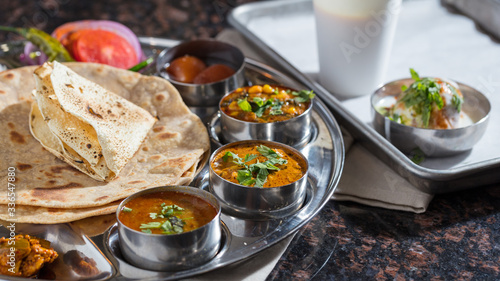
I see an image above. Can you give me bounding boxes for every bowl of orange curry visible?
[209,140,309,218]
[116,186,221,271]
[219,84,315,147]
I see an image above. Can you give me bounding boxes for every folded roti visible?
[31,61,156,181]
[0,62,210,223]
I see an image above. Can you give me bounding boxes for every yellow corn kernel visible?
[248,85,263,94]
[285,106,297,115]
[263,84,274,94]
[275,93,288,100]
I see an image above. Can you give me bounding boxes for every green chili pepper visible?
[128,56,154,72]
[0,26,74,62]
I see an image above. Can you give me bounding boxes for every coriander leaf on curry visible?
[220,84,314,123]
[211,143,307,188]
[378,68,466,129]
[118,191,217,235]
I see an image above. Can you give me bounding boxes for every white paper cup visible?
[313,0,402,99]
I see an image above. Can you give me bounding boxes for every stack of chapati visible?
[0,62,210,224]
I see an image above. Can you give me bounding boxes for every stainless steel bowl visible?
[209,140,309,218]
[116,186,221,271]
[219,86,314,147]
[156,39,245,107]
[371,78,491,157]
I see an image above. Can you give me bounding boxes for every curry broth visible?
[211,143,307,188]
[118,191,217,234]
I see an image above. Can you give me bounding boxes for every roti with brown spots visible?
[31,61,157,181]
[0,62,210,223]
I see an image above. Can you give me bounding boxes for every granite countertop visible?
[1,1,499,280]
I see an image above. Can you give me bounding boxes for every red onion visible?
[52,20,145,62]
[20,42,48,65]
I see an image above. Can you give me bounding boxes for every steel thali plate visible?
[0,38,344,280]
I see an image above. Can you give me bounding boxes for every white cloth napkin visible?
[216,29,434,214]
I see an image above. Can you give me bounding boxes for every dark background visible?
[1,1,499,280]
[0,0,260,41]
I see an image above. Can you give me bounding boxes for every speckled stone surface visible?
[1,1,499,280]
[268,186,500,280]
[0,0,257,41]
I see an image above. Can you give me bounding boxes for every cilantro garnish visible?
[449,85,464,112]
[398,69,444,127]
[237,97,281,118]
[140,222,161,229]
[292,90,315,103]
[269,100,284,115]
[139,204,186,234]
[409,148,425,164]
[396,69,465,128]
[122,206,132,212]
[237,98,252,112]
[222,145,288,188]
[235,88,314,119]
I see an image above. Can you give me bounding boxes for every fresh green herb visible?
[292,90,315,103]
[448,84,464,112]
[223,151,257,165]
[235,88,313,119]
[253,98,274,117]
[161,220,172,232]
[236,169,256,186]
[254,167,269,187]
[168,216,185,234]
[140,222,162,229]
[409,148,425,164]
[122,206,132,213]
[410,68,420,81]
[223,145,288,188]
[399,69,444,127]
[139,204,187,234]
[161,204,184,217]
[0,26,74,62]
[256,145,280,158]
[269,100,284,115]
[237,98,252,112]
[253,97,266,107]
[161,218,185,234]
[452,94,463,112]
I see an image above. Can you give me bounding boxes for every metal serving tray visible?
[0,38,344,280]
[228,0,500,193]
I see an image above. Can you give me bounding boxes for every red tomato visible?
[68,29,138,69]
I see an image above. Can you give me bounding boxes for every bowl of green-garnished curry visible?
[371,68,490,157]
[218,84,315,148]
[209,140,309,218]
